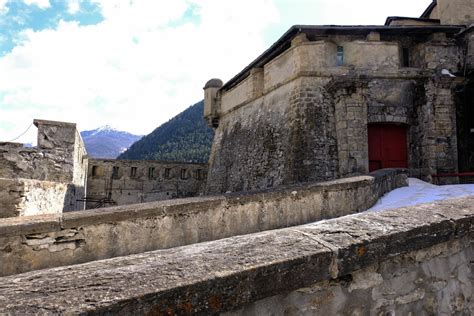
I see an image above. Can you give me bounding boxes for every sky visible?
[0,0,432,144]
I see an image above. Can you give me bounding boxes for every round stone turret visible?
[204,78,223,89]
[203,78,223,128]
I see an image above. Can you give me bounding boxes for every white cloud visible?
[0,0,279,143]
[0,0,432,144]
[0,0,8,14]
[66,0,80,14]
[24,0,50,9]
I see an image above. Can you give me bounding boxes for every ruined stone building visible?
[0,120,87,218]
[204,0,474,194]
[86,159,207,207]
[0,120,207,217]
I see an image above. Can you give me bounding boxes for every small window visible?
[112,166,119,179]
[336,46,344,66]
[195,169,204,180]
[148,167,155,179]
[130,167,137,177]
[91,165,98,177]
[402,47,410,67]
[164,168,171,179]
[180,168,187,180]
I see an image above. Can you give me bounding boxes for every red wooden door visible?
[368,124,408,172]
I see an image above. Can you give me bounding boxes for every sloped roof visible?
[421,0,437,18]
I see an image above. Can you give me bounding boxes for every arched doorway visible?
[368,124,408,172]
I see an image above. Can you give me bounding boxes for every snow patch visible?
[367,178,474,212]
[92,125,118,135]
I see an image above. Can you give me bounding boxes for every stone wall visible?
[205,27,468,193]
[0,195,472,314]
[0,119,88,218]
[437,0,474,25]
[0,169,406,276]
[86,159,207,207]
[344,41,400,70]
[207,76,340,194]
[0,178,72,217]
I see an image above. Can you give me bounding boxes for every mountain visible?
[118,101,214,163]
[81,126,142,159]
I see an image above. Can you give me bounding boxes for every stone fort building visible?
[204,0,474,194]
[0,1,474,314]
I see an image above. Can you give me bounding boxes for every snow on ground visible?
[367,178,474,212]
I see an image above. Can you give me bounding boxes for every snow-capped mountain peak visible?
[92,125,118,135]
[80,127,142,159]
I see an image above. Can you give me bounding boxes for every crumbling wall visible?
[0,142,74,182]
[0,120,88,217]
[0,169,406,276]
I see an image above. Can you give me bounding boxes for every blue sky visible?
[0,0,102,56]
[0,0,432,144]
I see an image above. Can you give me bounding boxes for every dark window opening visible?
[130,167,137,177]
[402,47,410,67]
[336,46,344,66]
[112,166,119,179]
[180,169,187,180]
[164,168,171,179]
[148,167,155,179]
[91,165,98,177]
[195,169,204,180]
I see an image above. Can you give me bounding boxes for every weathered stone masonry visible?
[0,169,406,276]
[204,1,474,193]
[0,195,472,315]
[0,120,87,218]
[86,159,207,208]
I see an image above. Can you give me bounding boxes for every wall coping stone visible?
[0,214,61,237]
[0,195,472,314]
[33,119,76,128]
[0,169,406,237]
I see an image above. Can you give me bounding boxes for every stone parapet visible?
[0,169,407,276]
[0,194,472,314]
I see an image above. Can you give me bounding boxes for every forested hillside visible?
[118,101,214,163]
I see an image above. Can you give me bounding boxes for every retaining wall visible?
[0,168,406,276]
[0,195,472,314]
